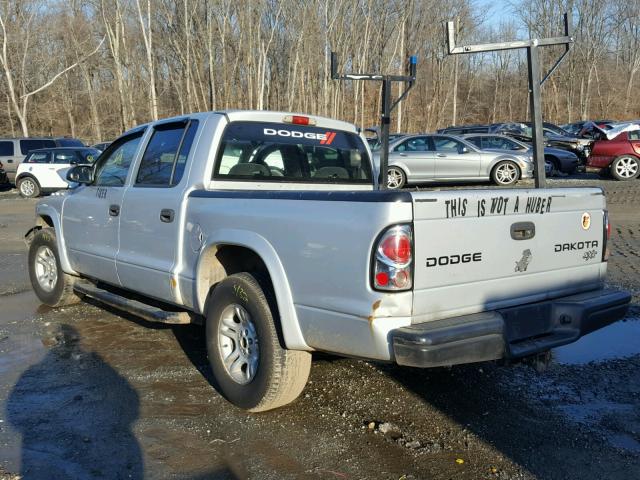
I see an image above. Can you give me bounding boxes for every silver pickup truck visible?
[25,110,630,412]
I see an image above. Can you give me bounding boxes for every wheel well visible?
[613,154,640,162]
[197,244,272,314]
[36,215,54,228]
[16,173,40,185]
[545,154,558,165]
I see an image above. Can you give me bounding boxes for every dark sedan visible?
[463,134,579,175]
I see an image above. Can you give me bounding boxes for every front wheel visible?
[18,177,40,198]
[205,273,311,412]
[491,161,520,186]
[611,155,639,181]
[28,228,80,307]
[387,167,406,189]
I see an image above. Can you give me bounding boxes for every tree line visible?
[0,0,638,143]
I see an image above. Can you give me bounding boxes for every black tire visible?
[387,166,406,189]
[17,176,41,198]
[28,228,80,307]
[546,156,561,176]
[205,272,311,412]
[491,160,520,186]
[610,155,640,181]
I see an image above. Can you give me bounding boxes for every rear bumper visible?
[391,288,631,368]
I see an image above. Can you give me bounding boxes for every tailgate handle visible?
[511,222,535,240]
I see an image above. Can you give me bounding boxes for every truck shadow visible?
[376,360,637,479]
[5,324,143,479]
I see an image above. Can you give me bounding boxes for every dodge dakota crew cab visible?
[25,110,630,412]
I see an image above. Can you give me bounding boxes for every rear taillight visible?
[603,210,610,262]
[372,225,413,291]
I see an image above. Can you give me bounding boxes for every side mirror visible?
[66,165,94,184]
[69,158,79,165]
[461,146,469,154]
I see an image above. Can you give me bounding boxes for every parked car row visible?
[370,118,640,188]
[0,136,112,197]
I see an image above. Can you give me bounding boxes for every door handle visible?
[109,204,120,217]
[437,153,447,157]
[511,221,535,240]
[160,208,175,223]
[399,153,407,157]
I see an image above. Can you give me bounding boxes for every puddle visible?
[559,401,634,424]
[609,433,640,453]
[553,318,640,365]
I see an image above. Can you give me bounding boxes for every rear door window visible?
[213,122,372,183]
[136,120,198,187]
[20,139,56,155]
[433,136,466,153]
[0,141,14,156]
[465,137,483,149]
[53,151,77,164]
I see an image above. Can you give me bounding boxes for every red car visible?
[587,129,640,180]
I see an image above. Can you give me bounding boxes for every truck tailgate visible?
[411,187,608,323]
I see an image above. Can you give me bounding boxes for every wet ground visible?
[0,178,639,480]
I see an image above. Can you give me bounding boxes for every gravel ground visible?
[0,177,638,480]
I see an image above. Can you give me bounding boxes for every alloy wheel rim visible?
[35,246,57,292]
[616,157,638,178]
[217,303,259,384]
[496,164,517,184]
[21,179,35,196]
[387,168,403,189]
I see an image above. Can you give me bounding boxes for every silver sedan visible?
[375,134,534,189]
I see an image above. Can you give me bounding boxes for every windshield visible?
[213,122,372,184]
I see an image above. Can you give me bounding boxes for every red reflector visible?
[381,235,411,264]
[375,272,389,286]
[291,115,310,125]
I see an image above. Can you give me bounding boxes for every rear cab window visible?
[213,122,372,184]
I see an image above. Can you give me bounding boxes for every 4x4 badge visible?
[515,249,532,272]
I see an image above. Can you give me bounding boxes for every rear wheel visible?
[546,156,561,176]
[18,176,40,198]
[610,155,639,181]
[491,161,520,186]
[205,272,311,412]
[387,167,406,189]
[28,228,80,307]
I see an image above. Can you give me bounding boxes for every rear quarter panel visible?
[181,192,414,359]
